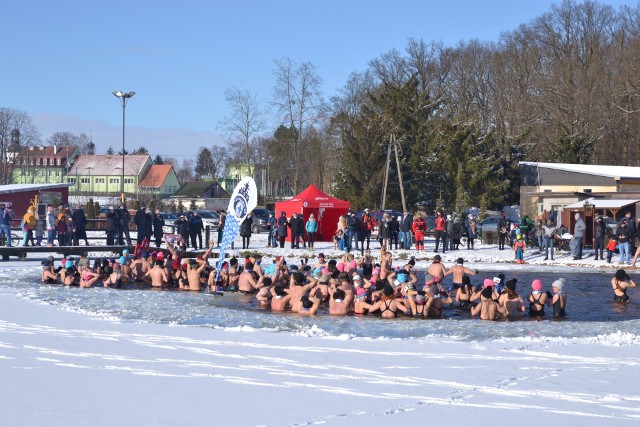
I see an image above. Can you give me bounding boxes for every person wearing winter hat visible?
[612,269,635,303]
[527,279,549,317]
[455,275,474,310]
[41,259,58,284]
[499,279,525,318]
[471,285,506,320]
[551,278,567,317]
[369,284,408,318]
[514,234,526,264]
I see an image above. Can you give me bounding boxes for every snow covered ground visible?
[1,232,639,426]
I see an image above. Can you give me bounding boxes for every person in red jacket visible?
[412,216,427,251]
[434,210,447,253]
[360,208,374,250]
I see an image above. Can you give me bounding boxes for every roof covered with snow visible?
[563,198,639,209]
[520,162,640,179]
[67,155,151,177]
[0,183,73,194]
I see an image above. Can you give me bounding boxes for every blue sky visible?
[1,0,635,159]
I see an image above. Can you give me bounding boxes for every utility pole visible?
[393,134,407,212]
[381,133,407,212]
[381,138,392,210]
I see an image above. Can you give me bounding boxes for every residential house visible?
[168,181,230,210]
[67,154,152,198]
[520,162,640,217]
[222,162,291,198]
[138,164,181,200]
[11,146,79,184]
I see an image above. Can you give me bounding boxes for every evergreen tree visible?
[106,146,115,155]
[189,199,197,211]
[131,146,149,155]
[94,201,100,217]
[153,154,164,165]
[194,147,214,179]
[177,199,185,213]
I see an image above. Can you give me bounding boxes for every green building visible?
[11,145,79,184]
[67,154,153,199]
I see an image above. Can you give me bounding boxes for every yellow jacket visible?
[23,207,36,230]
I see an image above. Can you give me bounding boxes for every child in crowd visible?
[333,229,345,251]
[606,238,618,263]
[514,234,526,264]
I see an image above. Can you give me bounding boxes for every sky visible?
[1,0,636,159]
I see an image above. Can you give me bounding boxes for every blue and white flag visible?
[216,177,258,278]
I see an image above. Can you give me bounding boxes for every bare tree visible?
[272,57,324,193]
[210,145,228,179]
[0,108,41,184]
[47,131,94,154]
[218,86,266,175]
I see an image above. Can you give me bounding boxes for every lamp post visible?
[85,166,93,194]
[112,90,135,204]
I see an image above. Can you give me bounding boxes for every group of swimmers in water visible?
[39,241,636,320]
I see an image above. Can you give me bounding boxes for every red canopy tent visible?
[274,185,351,241]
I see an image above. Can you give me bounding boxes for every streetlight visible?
[112,90,135,204]
[85,166,93,194]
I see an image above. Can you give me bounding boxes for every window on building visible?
[67,178,76,184]
[110,178,119,184]
[80,178,90,184]
[55,171,60,176]
[124,178,134,184]
[95,178,105,184]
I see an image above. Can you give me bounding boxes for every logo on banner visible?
[234,182,251,218]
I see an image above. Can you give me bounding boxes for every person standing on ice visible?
[434,210,447,253]
[0,203,16,247]
[573,213,586,260]
[412,215,426,251]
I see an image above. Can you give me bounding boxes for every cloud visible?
[31,113,227,158]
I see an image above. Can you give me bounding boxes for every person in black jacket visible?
[134,204,148,243]
[240,215,253,249]
[497,212,509,250]
[175,214,189,250]
[277,212,288,248]
[389,215,399,250]
[288,213,303,249]
[189,211,204,249]
[346,211,359,252]
[117,204,132,246]
[400,211,413,249]
[145,209,153,243]
[72,207,89,246]
[105,206,118,245]
[594,216,606,260]
[152,210,165,248]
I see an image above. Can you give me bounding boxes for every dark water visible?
[1,265,638,341]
